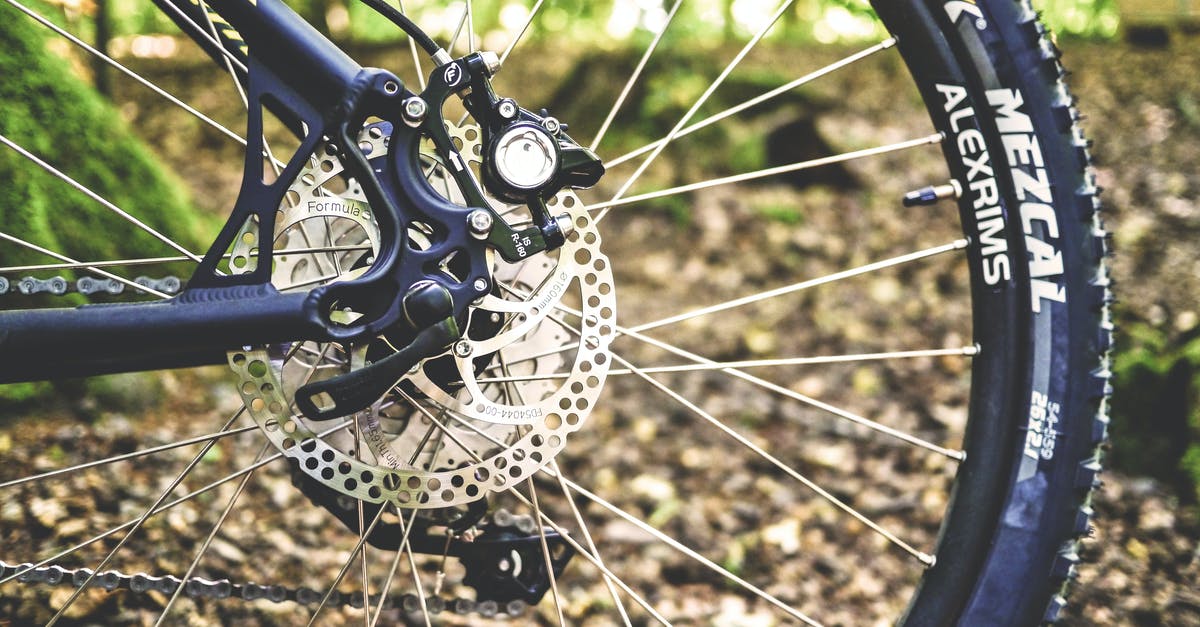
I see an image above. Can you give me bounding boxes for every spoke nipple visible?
[883,36,898,48]
[468,209,494,238]
[965,343,981,356]
[479,51,501,77]
[403,97,428,125]
[920,553,937,568]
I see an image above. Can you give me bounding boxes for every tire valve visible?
[903,181,961,207]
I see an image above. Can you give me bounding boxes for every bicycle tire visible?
[0,0,1110,624]
[876,1,1112,624]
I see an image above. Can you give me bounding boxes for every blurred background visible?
[1,0,1198,624]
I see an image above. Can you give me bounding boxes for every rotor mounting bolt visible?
[497,99,519,121]
[454,340,474,358]
[473,277,489,292]
[468,209,494,238]
[403,97,428,124]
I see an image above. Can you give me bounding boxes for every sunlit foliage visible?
[29,0,1120,50]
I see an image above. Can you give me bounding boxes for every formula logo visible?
[443,63,463,87]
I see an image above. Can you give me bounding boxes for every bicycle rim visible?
[0,1,1110,624]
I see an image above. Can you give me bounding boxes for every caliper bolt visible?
[403,97,428,124]
[542,116,561,135]
[555,213,574,238]
[479,51,501,77]
[454,340,474,358]
[497,99,519,121]
[468,209,494,238]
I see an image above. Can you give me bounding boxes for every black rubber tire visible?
[870,1,1112,624]
[1,1,1111,623]
[128,0,1118,622]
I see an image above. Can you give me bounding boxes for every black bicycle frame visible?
[0,0,426,382]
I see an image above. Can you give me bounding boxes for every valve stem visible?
[903,181,960,207]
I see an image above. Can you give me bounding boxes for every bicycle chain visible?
[0,511,539,619]
[0,275,183,296]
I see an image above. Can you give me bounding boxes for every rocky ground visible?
[2,25,1199,627]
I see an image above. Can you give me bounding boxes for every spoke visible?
[466,0,476,53]
[280,271,343,291]
[587,133,945,214]
[613,351,935,566]
[502,281,967,459]
[0,134,203,264]
[605,0,795,207]
[478,347,979,384]
[395,391,487,465]
[5,0,248,149]
[0,425,259,490]
[590,0,683,151]
[496,358,565,625]
[307,501,389,626]
[415,407,673,625]
[611,323,966,460]
[527,478,565,625]
[527,301,950,563]
[155,0,248,74]
[44,408,245,626]
[555,470,821,626]
[354,416,371,627]
[499,239,966,366]
[395,0,427,90]
[196,0,285,179]
[0,230,170,298]
[368,508,422,627]
[448,3,470,54]
[401,513,433,627]
[153,442,272,627]
[633,239,966,333]
[498,0,546,66]
[548,460,633,626]
[605,37,897,168]
[1,419,351,588]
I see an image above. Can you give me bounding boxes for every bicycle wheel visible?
[0,0,1111,624]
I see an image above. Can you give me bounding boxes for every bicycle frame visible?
[0,0,452,382]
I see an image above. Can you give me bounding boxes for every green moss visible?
[0,8,207,405]
[0,8,205,273]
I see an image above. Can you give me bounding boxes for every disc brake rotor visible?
[228,121,614,509]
